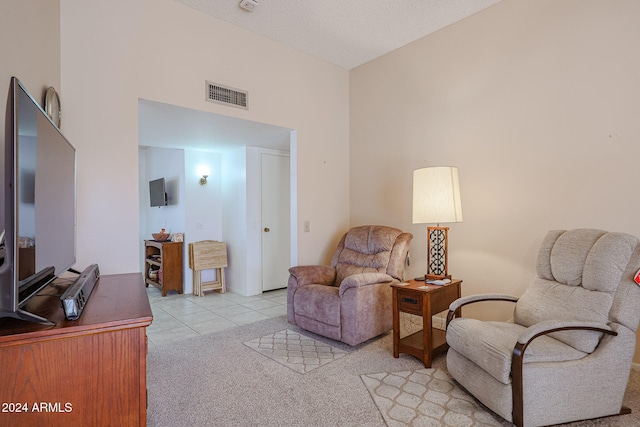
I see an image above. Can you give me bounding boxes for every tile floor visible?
[145,286,288,347]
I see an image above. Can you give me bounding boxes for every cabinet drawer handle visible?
[401,297,418,304]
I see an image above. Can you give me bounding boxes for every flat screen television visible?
[149,177,167,207]
[0,77,76,324]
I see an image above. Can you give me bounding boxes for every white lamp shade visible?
[412,166,463,224]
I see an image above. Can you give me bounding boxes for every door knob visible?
[264,227,270,232]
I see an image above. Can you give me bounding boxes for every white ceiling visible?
[142,0,503,152]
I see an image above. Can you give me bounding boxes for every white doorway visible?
[138,99,297,296]
[260,151,291,291]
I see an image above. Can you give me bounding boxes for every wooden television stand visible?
[0,273,153,427]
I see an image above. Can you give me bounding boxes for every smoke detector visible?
[239,0,258,11]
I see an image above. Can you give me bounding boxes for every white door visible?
[261,152,290,291]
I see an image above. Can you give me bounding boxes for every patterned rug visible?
[244,329,348,374]
[361,368,503,427]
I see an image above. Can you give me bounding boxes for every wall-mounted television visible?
[149,177,167,207]
[0,77,76,324]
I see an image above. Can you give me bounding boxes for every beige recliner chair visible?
[446,228,640,427]
[287,225,412,346]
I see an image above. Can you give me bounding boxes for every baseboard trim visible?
[632,363,640,372]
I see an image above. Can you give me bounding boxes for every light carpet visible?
[147,315,421,426]
[146,315,640,427]
[244,329,348,373]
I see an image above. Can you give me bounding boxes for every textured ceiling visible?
[175,0,503,69]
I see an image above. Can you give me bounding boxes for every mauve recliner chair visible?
[287,225,412,346]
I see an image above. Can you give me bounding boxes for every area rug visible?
[244,328,348,373]
[362,368,503,427]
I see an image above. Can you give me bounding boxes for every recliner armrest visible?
[448,293,519,313]
[338,272,395,297]
[288,265,336,287]
[446,293,519,328]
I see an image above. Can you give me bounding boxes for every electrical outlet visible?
[304,221,310,232]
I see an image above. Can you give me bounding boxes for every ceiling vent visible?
[205,81,248,110]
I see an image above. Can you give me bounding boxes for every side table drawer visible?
[397,289,422,315]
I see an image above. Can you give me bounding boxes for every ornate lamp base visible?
[426,226,451,280]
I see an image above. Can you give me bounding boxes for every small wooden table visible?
[391,279,462,367]
[188,240,228,296]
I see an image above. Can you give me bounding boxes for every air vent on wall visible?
[206,81,248,110]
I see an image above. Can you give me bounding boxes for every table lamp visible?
[412,166,463,280]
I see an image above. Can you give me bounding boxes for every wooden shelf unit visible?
[144,240,183,296]
[0,273,153,427]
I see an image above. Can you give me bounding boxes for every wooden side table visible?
[391,279,462,367]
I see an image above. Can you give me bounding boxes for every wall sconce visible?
[197,165,210,186]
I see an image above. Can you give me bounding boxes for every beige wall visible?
[0,0,60,153]
[60,0,350,274]
[350,0,640,363]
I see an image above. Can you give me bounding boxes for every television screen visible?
[0,77,76,324]
[149,178,167,207]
